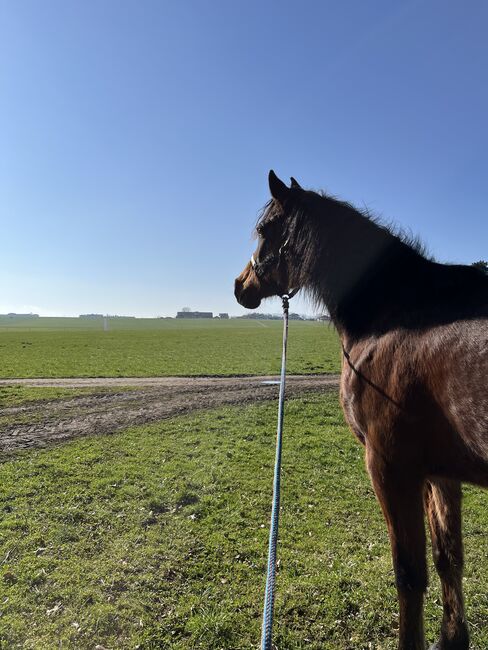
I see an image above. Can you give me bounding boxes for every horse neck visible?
[295,193,427,338]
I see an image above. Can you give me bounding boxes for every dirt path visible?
[0,375,340,455]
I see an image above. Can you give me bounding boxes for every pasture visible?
[1,318,486,649]
[0,317,340,378]
[0,394,487,649]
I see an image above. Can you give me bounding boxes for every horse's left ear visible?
[290,177,301,189]
[269,170,289,203]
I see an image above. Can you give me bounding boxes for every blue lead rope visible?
[260,294,291,650]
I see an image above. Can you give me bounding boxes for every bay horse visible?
[234,171,488,650]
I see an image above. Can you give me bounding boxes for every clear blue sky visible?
[2,1,487,317]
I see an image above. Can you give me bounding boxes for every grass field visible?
[1,393,486,649]
[0,318,341,378]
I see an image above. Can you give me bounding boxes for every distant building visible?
[176,311,213,319]
[218,313,229,319]
[1,313,39,319]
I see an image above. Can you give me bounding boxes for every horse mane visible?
[258,192,430,255]
[260,188,488,338]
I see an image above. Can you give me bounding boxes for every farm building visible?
[176,311,213,319]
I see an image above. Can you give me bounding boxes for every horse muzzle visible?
[234,277,262,309]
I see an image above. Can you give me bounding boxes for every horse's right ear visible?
[268,170,289,203]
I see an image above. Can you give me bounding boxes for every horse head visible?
[234,171,301,309]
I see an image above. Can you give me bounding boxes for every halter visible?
[250,238,289,279]
[250,239,299,299]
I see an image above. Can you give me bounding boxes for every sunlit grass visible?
[0,393,486,649]
[0,320,341,378]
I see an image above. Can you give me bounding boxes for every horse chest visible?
[339,334,407,445]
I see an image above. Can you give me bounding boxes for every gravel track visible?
[0,375,340,455]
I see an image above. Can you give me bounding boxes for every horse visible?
[234,170,488,650]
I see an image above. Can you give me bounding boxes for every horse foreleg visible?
[425,480,469,650]
[367,448,427,650]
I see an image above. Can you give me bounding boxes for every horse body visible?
[234,171,488,650]
[341,319,488,485]
[340,319,487,650]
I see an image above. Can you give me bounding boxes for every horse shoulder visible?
[339,333,408,445]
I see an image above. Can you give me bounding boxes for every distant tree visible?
[181,307,192,312]
[472,260,488,274]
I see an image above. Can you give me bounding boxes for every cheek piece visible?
[249,239,298,299]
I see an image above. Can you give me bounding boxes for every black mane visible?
[263,188,488,338]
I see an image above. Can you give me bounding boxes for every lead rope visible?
[260,293,291,650]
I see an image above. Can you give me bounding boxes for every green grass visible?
[0,319,341,378]
[0,393,486,649]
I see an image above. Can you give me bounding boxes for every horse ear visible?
[290,177,301,189]
[268,170,289,202]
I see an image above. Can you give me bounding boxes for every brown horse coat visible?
[235,171,487,650]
